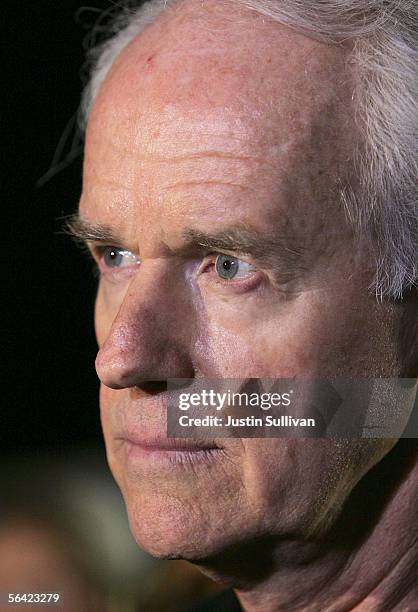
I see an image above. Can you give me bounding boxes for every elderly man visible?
[69,0,417,609]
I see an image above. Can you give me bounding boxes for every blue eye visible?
[215,254,256,280]
[102,247,139,269]
[104,247,123,267]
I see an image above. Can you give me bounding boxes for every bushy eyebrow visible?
[64,214,124,245]
[181,227,306,273]
[65,213,307,280]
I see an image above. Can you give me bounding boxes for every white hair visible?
[80,0,418,300]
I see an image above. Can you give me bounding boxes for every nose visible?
[95,264,195,389]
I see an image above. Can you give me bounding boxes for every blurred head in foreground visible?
[71,1,417,609]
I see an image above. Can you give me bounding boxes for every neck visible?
[198,440,418,611]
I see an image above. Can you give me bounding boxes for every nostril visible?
[134,380,168,395]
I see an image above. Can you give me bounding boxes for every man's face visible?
[80,1,406,559]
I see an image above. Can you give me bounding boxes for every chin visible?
[119,478,332,564]
[124,493,240,561]
[108,437,395,562]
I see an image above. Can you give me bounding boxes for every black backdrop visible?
[1,1,119,453]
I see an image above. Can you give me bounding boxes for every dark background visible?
[2,1,117,453]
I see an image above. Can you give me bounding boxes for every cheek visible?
[240,438,395,539]
[98,386,132,488]
[99,386,118,445]
[194,284,393,378]
[192,292,335,377]
[94,282,125,347]
[94,296,106,347]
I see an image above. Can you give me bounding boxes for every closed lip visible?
[118,433,223,467]
[114,394,220,451]
[119,433,220,452]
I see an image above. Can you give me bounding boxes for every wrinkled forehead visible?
[85,0,354,169]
